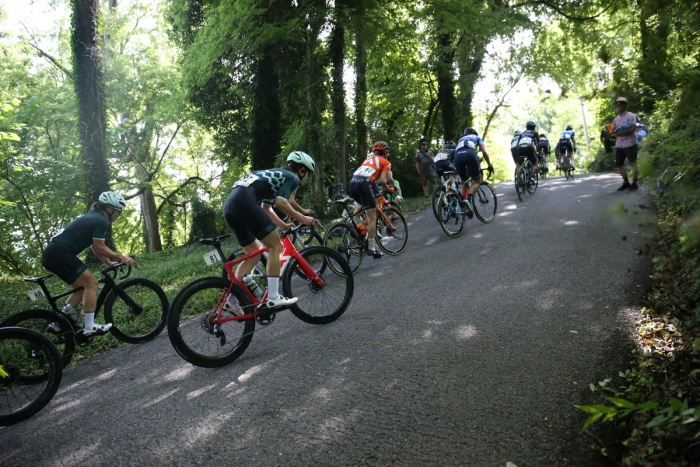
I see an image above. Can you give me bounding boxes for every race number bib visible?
[511,139,519,149]
[353,166,376,178]
[233,173,260,188]
[466,140,477,149]
[561,133,571,140]
[27,288,45,302]
[434,152,449,162]
[203,250,222,266]
[519,136,532,146]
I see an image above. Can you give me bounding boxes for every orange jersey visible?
[353,155,391,183]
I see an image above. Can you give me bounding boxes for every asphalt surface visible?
[0,173,655,467]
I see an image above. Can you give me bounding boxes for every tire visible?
[167,277,255,368]
[323,222,363,274]
[527,168,538,194]
[474,182,498,224]
[0,327,63,426]
[431,185,446,221]
[293,227,323,249]
[103,278,169,344]
[437,190,465,238]
[376,206,408,255]
[515,168,526,201]
[0,309,75,368]
[283,246,354,325]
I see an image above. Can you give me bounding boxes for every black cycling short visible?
[435,160,455,178]
[41,241,88,285]
[615,145,638,167]
[454,149,481,181]
[223,187,277,247]
[516,145,537,165]
[349,176,377,210]
[559,141,574,156]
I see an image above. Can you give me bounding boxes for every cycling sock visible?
[368,238,377,250]
[83,312,96,330]
[267,277,279,300]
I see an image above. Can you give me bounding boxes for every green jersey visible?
[51,210,110,255]
[233,168,300,204]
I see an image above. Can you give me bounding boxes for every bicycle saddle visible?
[200,234,231,246]
[334,196,355,207]
[24,274,53,283]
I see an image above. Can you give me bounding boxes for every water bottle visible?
[243,275,263,299]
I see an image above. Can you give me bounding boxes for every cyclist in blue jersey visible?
[455,128,494,215]
[224,151,316,308]
[41,192,136,337]
[515,121,540,175]
[557,125,577,169]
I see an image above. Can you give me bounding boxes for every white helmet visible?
[99,191,127,209]
[286,151,316,172]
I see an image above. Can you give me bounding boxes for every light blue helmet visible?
[286,151,316,172]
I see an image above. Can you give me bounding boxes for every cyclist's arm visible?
[273,197,314,227]
[288,193,311,216]
[91,240,134,266]
[262,204,294,229]
[478,143,492,166]
[377,170,395,189]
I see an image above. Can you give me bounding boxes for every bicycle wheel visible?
[474,182,498,224]
[293,227,324,248]
[0,309,75,368]
[167,277,255,367]
[376,206,408,255]
[0,327,63,426]
[527,169,538,194]
[323,222,363,274]
[437,190,465,238]
[283,246,354,325]
[515,168,526,201]
[103,278,169,344]
[431,185,446,221]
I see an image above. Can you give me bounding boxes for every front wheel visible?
[376,207,408,255]
[431,185,446,220]
[0,327,63,426]
[323,222,363,274]
[167,277,255,367]
[437,190,466,238]
[283,246,354,325]
[0,309,75,369]
[474,182,498,224]
[104,278,168,344]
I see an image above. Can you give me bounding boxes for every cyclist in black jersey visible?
[41,192,136,337]
[434,141,457,179]
[515,121,541,174]
[224,151,316,308]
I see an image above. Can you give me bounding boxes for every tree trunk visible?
[435,31,457,142]
[305,10,325,211]
[456,39,485,130]
[330,6,347,187]
[250,47,282,170]
[354,25,368,160]
[71,0,110,206]
[638,0,673,112]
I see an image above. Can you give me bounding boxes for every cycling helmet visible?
[463,127,477,136]
[99,192,126,210]
[526,121,536,130]
[514,131,521,136]
[444,141,456,149]
[539,133,546,138]
[372,141,389,155]
[286,151,315,172]
[565,125,573,130]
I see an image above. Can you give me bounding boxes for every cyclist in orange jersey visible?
[348,141,396,258]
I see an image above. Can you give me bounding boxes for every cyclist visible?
[455,128,494,214]
[515,121,540,176]
[41,192,136,337]
[224,151,316,308]
[434,141,457,180]
[558,125,576,169]
[538,133,550,172]
[348,140,396,258]
[510,131,521,166]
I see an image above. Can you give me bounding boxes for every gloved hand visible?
[487,164,494,177]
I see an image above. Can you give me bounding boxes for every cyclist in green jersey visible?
[41,192,136,337]
[224,152,316,308]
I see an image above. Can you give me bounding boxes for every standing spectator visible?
[612,97,639,191]
[635,116,648,144]
[415,141,437,198]
[600,121,615,153]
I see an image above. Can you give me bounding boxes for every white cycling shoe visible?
[264,296,298,309]
[81,323,113,337]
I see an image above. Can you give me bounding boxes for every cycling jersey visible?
[353,155,391,183]
[517,130,540,148]
[433,149,455,162]
[559,130,575,143]
[233,169,300,204]
[456,135,483,151]
[50,210,110,256]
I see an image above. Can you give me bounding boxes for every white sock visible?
[267,277,279,300]
[368,238,376,250]
[84,312,95,330]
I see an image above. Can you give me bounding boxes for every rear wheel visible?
[515,168,526,201]
[431,185,446,220]
[437,190,465,238]
[104,278,168,344]
[527,168,538,194]
[0,327,63,426]
[323,222,363,274]
[0,309,75,368]
[474,182,498,224]
[376,207,408,255]
[167,277,255,367]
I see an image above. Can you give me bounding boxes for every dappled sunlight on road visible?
[504,204,518,210]
[563,220,579,225]
[425,235,440,245]
[142,388,180,408]
[454,325,477,340]
[239,354,285,382]
[186,384,217,399]
[162,364,195,382]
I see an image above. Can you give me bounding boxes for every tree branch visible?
[28,43,73,79]
[483,71,524,141]
[510,0,613,21]
[156,177,205,214]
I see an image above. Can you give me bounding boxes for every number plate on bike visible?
[203,250,222,266]
[27,288,45,301]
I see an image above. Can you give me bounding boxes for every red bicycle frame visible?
[214,235,325,324]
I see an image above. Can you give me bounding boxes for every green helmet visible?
[286,151,316,172]
[99,191,126,209]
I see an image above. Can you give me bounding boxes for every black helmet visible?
[526,121,536,130]
[539,133,546,138]
[565,125,573,131]
[444,141,456,149]
[463,127,478,136]
[514,130,521,136]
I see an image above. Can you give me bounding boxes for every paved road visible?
[0,173,655,466]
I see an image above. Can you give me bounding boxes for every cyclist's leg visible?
[465,150,481,197]
[530,147,538,173]
[70,269,101,330]
[454,151,469,199]
[223,188,264,280]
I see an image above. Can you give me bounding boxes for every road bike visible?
[323,192,408,274]
[0,326,63,426]
[168,224,354,367]
[434,168,497,237]
[0,261,169,367]
[432,170,461,221]
[560,149,575,180]
[514,158,538,201]
[537,151,549,178]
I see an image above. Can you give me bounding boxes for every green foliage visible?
[188,196,219,243]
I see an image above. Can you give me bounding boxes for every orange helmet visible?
[371,140,389,156]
